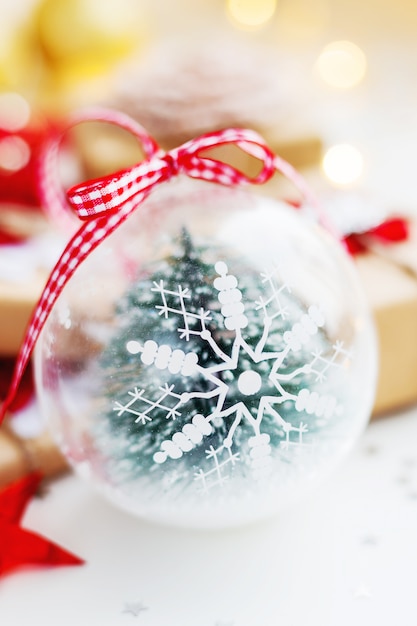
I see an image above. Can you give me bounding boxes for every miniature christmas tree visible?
[95,229,345,494]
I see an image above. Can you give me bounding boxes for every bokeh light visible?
[315,41,367,89]
[276,0,329,42]
[0,93,31,132]
[226,0,277,29]
[322,144,364,186]
[0,136,31,172]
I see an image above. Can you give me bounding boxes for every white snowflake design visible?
[114,261,349,491]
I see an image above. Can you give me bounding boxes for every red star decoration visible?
[0,472,84,577]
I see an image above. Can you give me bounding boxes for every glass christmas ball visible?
[35,180,378,529]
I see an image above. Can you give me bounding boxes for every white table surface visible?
[1,406,417,626]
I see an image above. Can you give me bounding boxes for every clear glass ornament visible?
[34,179,378,529]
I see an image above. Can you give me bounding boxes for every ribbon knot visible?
[66,127,279,221]
[161,151,181,178]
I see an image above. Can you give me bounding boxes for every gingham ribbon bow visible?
[0,108,325,422]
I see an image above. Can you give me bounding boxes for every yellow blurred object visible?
[35,0,145,74]
[0,0,151,108]
[226,0,277,29]
[0,0,151,112]
[0,31,37,92]
[276,0,329,43]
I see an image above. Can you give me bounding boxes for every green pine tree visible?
[94,229,340,494]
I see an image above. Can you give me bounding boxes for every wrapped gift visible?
[353,219,417,415]
[310,187,416,417]
[0,211,67,356]
[0,276,46,356]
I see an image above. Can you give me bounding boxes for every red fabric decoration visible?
[0,472,84,577]
[0,119,60,209]
[0,229,26,245]
[366,217,409,242]
[344,217,409,255]
[344,235,367,255]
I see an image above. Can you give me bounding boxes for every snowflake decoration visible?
[114,261,349,488]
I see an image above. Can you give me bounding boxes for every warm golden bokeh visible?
[322,144,365,186]
[226,0,278,29]
[315,41,367,89]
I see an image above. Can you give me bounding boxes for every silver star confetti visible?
[360,533,378,546]
[402,457,417,469]
[122,602,149,617]
[396,474,411,485]
[364,444,379,456]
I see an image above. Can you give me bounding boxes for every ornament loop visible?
[38,107,161,226]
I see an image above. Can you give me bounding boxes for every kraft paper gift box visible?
[0,273,47,356]
[0,207,68,356]
[354,219,417,416]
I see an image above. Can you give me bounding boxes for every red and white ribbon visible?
[0,108,331,422]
